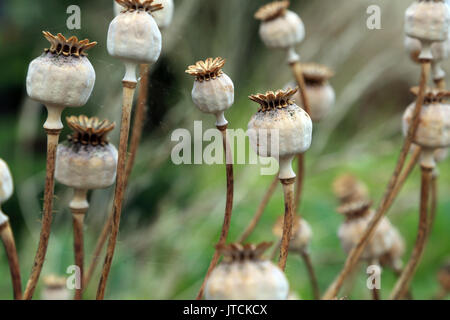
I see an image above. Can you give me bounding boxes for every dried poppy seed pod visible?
[55,116,118,191]
[404,0,450,60]
[379,227,405,271]
[286,63,335,122]
[205,243,289,300]
[332,173,370,205]
[248,88,312,180]
[40,275,71,300]
[108,0,162,78]
[186,58,234,127]
[255,1,305,52]
[438,262,450,292]
[26,32,96,130]
[403,88,450,168]
[337,201,395,261]
[273,215,312,252]
[114,0,173,29]
[0,159,13,227]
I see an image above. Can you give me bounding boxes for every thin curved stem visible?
[23,128,61,300]
[279,178,295,271]
[0,221,22,299]
[390,166,432,300]
[84,64,149,291]
[96,81,137,300]
[237,175,278,243]
[428,173,438,239]
[322,61,430,300]
[196,125,234,300]
[290,61,311,115]
[300,249,320,299]
[72,212,85,300]
[294,154,305,212]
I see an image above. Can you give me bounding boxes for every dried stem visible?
[390,165,433,300]
[322,60,430,300]
[70,189,88,300]
[237,175,278,243]
[84,64,149,290]
[0,220,22,299]
[294,154,305,212]
[23,128,61,300]
[96,81,137,300]
[370,259,380,300]
[428,173,438,238]
[290,61,311,115]
[196,124,234,300]
[279,178,295,271]
[299,249,320,299]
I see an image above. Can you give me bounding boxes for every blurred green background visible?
[0,0,449,300]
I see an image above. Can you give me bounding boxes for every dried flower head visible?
[333,173,370,204]
[337,200,373,219]
[301,63,335,85]
[410,86,450,103]
[185,57,226,82]
[249,88,298,112]
[43,31,97,58]
[115,0,163,13]
[43,275,67,289]
[217,242,273,263]
[273,215,312,251]
[66,115,115,147]
[255,1,290,21]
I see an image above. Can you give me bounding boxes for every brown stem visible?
[196,124,234,300]
[369,260,380,300]
[428,173,438,239]
[300,249,320,299]
[23,128,61,300]
[0,221,22,299]
[322,60,430,300]
[84,64,149,291]
[279,178,295,271]
[237,175,278,243]
[294,154,305,212]
[290,61,311,115]
[390,166,432,300]
[270,240,281,261]
[393,267,413,300]
[96,81,137,300]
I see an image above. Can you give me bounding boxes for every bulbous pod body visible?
[0,158,13,204]
[402,92,450,150]
[108,10,162,65]
[186,57,234,126]
[41,276,71,300]
[205,243,289,300]
[152,0,174,29]
[26,35,96,109]
[55,115,118,190]
[405,0,450,43]
[273,216,312,252]
[379,227,405,271]
[338,202,395,261]
[55,144,118,190]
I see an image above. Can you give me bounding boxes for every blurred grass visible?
[0,0,449,300]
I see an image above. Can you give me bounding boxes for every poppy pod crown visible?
[337,200,373,219]
[254,0,290,21]
[115,0,163,13]
[301,63,335,85]
[67,115,115,147]
[249,88,298,112]
[410,86,450,104]
[217,242,272,263]
[43,31,97,58]
[185,57,225,82]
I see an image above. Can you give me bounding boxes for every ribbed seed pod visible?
[26,32,96,130]
[108,0,162,68]
[332,173,370,205]
[286,63,335,122]
[55,115,118,191]
[205,243,289,300]
[40,275,71,300]
[185,57,234,126]
[404,0,450,60]
[248,88,312,180]
[337,201,396,261]
[273,215,312,252]
[255,1,305,50]
[403,88,450,167]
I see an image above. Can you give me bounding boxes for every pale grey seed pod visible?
[0,158,13,205]
[26,32,96,130]
[332,173,370,205]
[205,243,289,300]
[186,57,234,127]
[379,226,405,271]
[108,0,162,65]
[248,88,312,179]
[55,116,118,191]
[255,1,305,50]
[41,275,71,300]
[404,0,450,60]
[273,215,312,253]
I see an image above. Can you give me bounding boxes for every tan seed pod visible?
[205,243,289,300]
[40,275,71,300]
[248,88,312,179]
[332,173,369,205]
[186,57,234,126]
[273,215,312,252]
[379,226,405,271]
[55,115,118,191]
[438,261,450,292]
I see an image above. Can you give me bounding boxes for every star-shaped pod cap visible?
[249,87,298,112]
[410,86,450,104]
[67,115,115,146]
[301,63,335,84]
[43,31,97,57]
[115,0,163,13]
[255,0,290,21]
[185,57,226,82]
[217,242,273,263]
